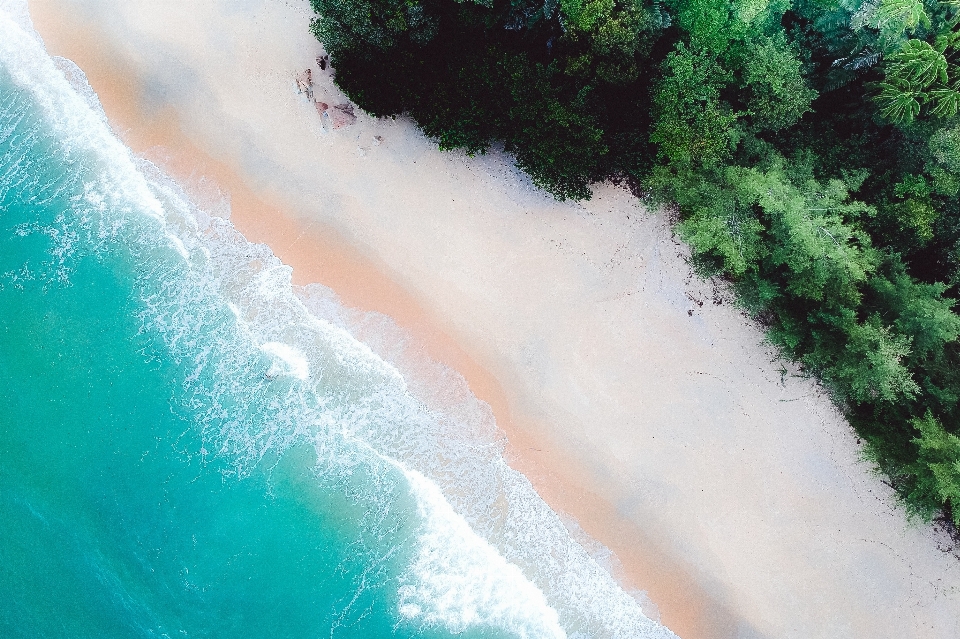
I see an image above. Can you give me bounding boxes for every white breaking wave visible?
[398,464,565,639]
[260,341,311,380]
[299,283,675,639]
[0,6,679,638]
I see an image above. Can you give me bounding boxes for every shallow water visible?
[0,8,674,638]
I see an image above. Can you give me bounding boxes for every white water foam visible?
[260,341,311,380]
[297,284,678,638]
[0,7,679,637]
[0,0,31,34]
[398,464,565,639]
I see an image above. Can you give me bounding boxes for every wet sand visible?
[26,1,960,637]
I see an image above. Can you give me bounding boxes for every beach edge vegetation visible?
[309,0,960,532]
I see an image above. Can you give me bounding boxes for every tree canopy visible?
[310,0,960,530]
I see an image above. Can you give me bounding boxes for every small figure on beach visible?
[317,54,329,71]
[295,68,314,100]
[295,62,355,129]
[330,103,357,129]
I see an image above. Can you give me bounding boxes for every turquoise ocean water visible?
[0,7,676,638]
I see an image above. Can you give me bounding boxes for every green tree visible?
[906,411,960,525]
[926,124,960,194]
[739,35,819,131]
[873,0,930,42]
[664,0,786,52]
[666,0,733,52]
[311,0,439,52]
[559,0,663,84]
[501,54,610,200]
[830,315,920,402]
[667,166,766,276]
[651,44,739,166]
[870,260,960,356]
[741,167,877,305]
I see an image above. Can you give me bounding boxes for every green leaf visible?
[888,39,948,88]
[875,79,923,122]
[929,87,960,117]
[874,0,930,35]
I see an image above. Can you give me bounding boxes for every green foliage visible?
[906,411,960,525]
[669,162,877,299]
[872,9,960,122]
[739,35,819,131]
[665,0,733,51]
[831,315,919,402]
[929,124,960,172]
[651,44,738,165]
[889,39,947,87]
[747,170,877,304]
[871,260,960,355]
[500,54,610,200]
[665,165,766,276]
[874,0,930,37]
[895,197,939,239]
[924,124,960,193]
[560,0,661,83]
[311,0,440,52]
[561,0,616,30]
[875,76,924,121]
[662,0,785,52]
[311,0,960,533]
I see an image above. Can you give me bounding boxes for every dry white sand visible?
[26,1,960,637]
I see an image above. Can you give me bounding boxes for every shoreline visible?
[26,1,960,638]
[25,4,728,637]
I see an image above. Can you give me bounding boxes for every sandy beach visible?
[24,0,960,637]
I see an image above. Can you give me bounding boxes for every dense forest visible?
[309,0,960,530]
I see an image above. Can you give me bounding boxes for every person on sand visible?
[295,69,314,101]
